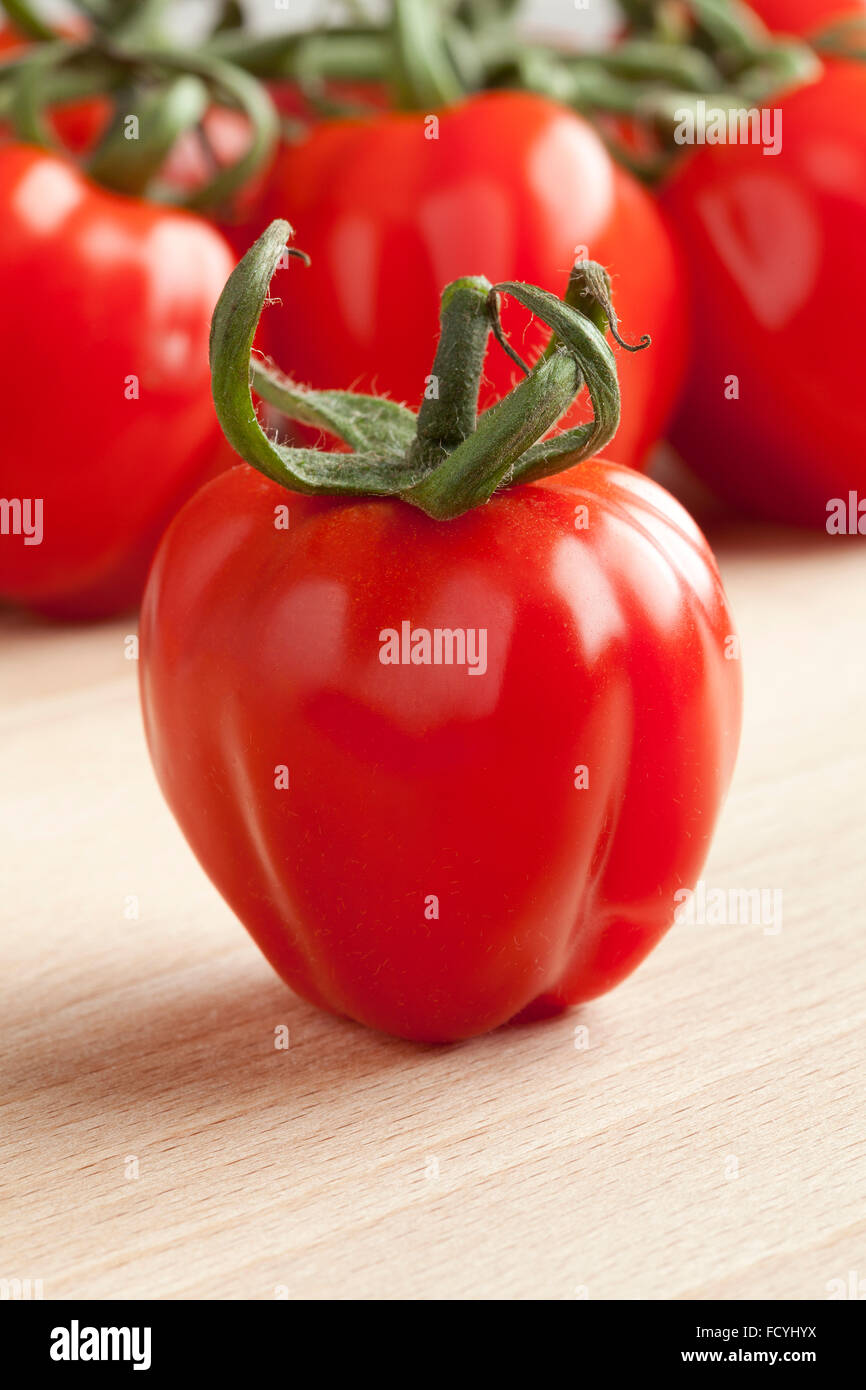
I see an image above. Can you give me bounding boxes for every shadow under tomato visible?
[3,955,581,1135]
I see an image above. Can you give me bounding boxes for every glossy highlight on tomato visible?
[140,459,742,1043]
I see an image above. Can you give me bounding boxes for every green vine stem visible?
[391,0,464,107]
[678,0,769,65]
[0,0,833,202]
[0,0,54,40]
[6,39,95,145]
[814,15,866,65]
[87,72,209,195]
[202,27,390,86]
[2,34,279,210]
[123,46,279,211]
[200,0,830,168]
[209,219,647,522]
[99,0,173,45]
[0,24,127,119]
[618,0,820,92]
[0,0,173,44]
[204,1,469,109]
[212,1,244,38]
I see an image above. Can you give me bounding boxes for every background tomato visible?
[0,145,235,618]
[661,61,866,526]
[246,90,686,473]
[748,0,866,34]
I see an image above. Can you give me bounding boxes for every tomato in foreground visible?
[0,145,235,617]
[142,463,741,1041]
[661,62,866,526]
[140,222,741,1043]
[249,91,686,473]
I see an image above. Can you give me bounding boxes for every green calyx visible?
[209,219,649,522]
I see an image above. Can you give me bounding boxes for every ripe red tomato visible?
[140,459,741,1042]
[247,91,686,473]
[661,61,866,526]
[748,0,865,33]
[0,145,235,617]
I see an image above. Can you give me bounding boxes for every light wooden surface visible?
[1,503,864,1301]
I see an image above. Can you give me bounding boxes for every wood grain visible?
[1,514,864,1301]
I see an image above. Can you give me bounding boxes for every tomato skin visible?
[661,63,866,526]
[748,0,865,34]
[140,460,741,1043]
[246,91,686,473]
[0,146,236,618]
